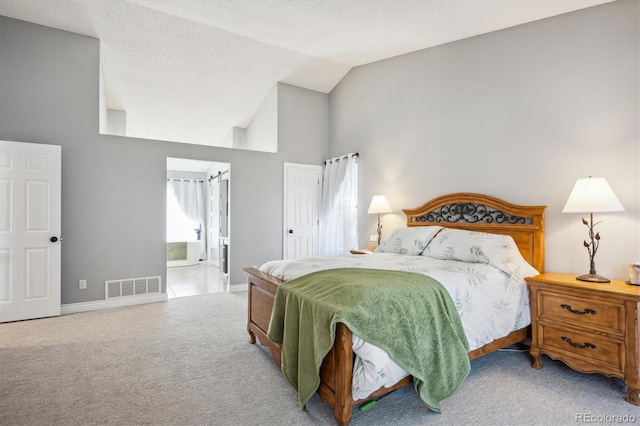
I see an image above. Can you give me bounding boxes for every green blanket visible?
[266,268,470,413]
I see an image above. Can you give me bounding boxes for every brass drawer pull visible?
[561,336,596,349]
[560,304,596,315]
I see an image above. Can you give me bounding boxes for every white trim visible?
[61,293,168,315]
[229,283,248,293]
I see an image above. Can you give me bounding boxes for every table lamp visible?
[367,195,392,246]
[562,177,624,283]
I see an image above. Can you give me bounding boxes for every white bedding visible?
[260,250,537,400]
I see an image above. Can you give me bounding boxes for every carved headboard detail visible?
[403,192,546,273]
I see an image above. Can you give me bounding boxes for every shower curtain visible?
[167,179,207,260]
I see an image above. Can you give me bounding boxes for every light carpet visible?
[0,292,636,425]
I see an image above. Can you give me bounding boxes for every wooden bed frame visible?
[245,192,546,425]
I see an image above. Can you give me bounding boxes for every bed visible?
[245,192,546,425]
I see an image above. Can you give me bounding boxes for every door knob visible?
[288,230,293,234]
[50,236,59,243]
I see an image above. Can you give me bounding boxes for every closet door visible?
[283,163,321,260]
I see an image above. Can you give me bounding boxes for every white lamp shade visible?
[562,177,624,213]
[367,195,392,214]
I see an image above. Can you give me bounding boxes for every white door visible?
[284,163,321,260]
[209,178,220,267]
[0,141,61,323]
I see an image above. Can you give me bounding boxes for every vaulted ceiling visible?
[0,0,613,146]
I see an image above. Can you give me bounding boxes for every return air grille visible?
[106,276,162,299]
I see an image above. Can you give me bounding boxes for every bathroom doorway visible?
[166,157,230,298]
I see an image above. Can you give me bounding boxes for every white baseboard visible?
[61,293,168,315]
[229,283,248,293]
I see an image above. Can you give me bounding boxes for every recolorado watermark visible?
[576,413,637,423]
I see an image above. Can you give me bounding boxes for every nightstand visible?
[349,249,374,255]
[526,273,640,405]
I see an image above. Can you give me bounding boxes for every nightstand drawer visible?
[539,324,623,372]
[527,273,640,405]
[538,292,623,335]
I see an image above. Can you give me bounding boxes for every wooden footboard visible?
[246,267,283,365]
[245,267,529,426]
[245,267,414,425]
[317,322,414,426]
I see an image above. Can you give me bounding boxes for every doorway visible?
[166,157,230,298]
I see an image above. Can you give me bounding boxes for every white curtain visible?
[319,154,358,256]
[167,179,206,258]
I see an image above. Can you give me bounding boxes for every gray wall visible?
[0,17,328,304]
[329,0,639,280]
[245,84,277,152]
[2,0,637,305]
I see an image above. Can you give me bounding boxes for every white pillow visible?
[374,226,443,255]
[422,228,539,277]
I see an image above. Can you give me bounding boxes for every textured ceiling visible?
[0,0,613,147]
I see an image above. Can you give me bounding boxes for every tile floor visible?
[166,262,228,299]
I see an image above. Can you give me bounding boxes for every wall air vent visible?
[105,276,162,299]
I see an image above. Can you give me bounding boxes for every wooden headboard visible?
[402,192,546,273]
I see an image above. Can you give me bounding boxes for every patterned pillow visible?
[374,226,443,255]
[422,228,539,277]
